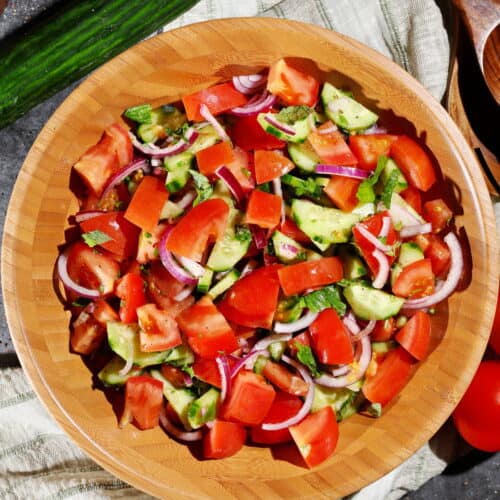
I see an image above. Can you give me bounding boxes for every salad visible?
[58,58,464,468]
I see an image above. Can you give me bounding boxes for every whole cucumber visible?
[0,0,199,128]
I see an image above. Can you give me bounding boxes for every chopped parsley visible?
[282,174,322,199]
[295,343,321,377]
[356,155,388,203]
[381,169,399,208]
[189,169,213,205]
[301,285,346,316]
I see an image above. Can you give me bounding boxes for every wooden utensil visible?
[453,0,500,104]
[2,18,498,500]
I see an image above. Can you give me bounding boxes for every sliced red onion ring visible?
[343,311,361,335]
[253,333,293,351]
[118,337,135,377]
[274,310,318,334]
[371,249,390,289]
[199,104,229,142]
[183,373,193,387]
[317,123,338,135]
[261,355,314,431]
[386,201,422,228]
[74,210,107,223]
[264,115,296,136]
[101,158,148,199]
[315,164,370,179]
[241,259,258,278]
[331,364,351,377]
[232,74,266,94]
[57,251,100,299]
[174,284,195,302]
[159,405,202,442]
[404,232,463,309]
[399,223,432,239]
[379,216,392,239]
[351,320,376,341]
[272,177,286,225]
[177,255,205,278]
[150,158,162,167]
[230,349,269,379]
[250,224,268,249]
[230,92,276,116]
[215,166,246,205]
[216,356,231,402]
[315,336,372,388]
[158,228,198,285]
[129,128,198,158]
[176,190,196,210]
[356,224,392,253]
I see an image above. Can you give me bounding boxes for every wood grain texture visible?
[1,18,498,499]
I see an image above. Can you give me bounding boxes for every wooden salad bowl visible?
[2,18,498,499]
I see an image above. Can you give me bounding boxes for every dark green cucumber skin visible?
[0,0,199,129]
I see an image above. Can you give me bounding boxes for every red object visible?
[349,134,398,171]
[362,347,414,406]
[423,199,453,233]
[144,261,189,312]
[176,296,238,359]
[218,265,281,329]
[308,123,358,165]
[66,241,120,295]
[392,258,435,298]
[267,58,319,107]
[196,141,235,177]
[230,114,286,151]
[115,272,147,323]
[124,176,169,233]
[89,299,119,325]
[160,365,187,388]
[203,420,246,459]
[400,186,422,214]
[122,376,163,430]
[324,176,361,212]
[414,233,451,278]
[192,357,222,388]
[182,82,247,122]
[165,198,229,261]
[136,222,168,264]
[395,310,431,360]
[254,150,295,184]
[250,392,303,444]
[490,286,500,354]
[245,190,282,229]
[104,123,134,167]
[277,257,343,296]
[226,147,255,193]
[390,136,436,192]
[137,303,182,352]
[289,406,339,468]
[71,312,106,355]
[221,370,276,425]
[80,212,139,260]
[262,360,309,396]
[279,217,311,244]
[452,361,500,452]
[309,309,354,364]
[287,331,311,357]
[371,318,396,342]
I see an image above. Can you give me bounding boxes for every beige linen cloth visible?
[0,0,470,498]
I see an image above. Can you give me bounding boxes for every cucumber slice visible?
[343,283,404,320]
[207,269,240,299]
[164,152,193,193]
[97,356,142,386]
[288,141,320,172]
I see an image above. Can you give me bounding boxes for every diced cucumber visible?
[268,341,286,361]
[97,356,142,386]
[378,158,408,194]
[197,268,214,293]
[398,242,424,267]
[163,345,195,367]
[136,105,187,143]
[211,179,235,207]
[124,104,152,124]
[343,283,404,320]
[288,141,320,172]
[188,125,219,154]
[351,203,375,218]
[137,123,165,144]
[187,388,220,429]
[272,231,307,264]
[164,151,193,193]
[390,263,403,287]
[274,296,305,324]
[371,341,397,353]
[253,355,269,375]
[312,384,358,419]
[257,110,312,143]
[342,253,367,280]
[159,200,184,221]
[387,192,426,228]
[207,269,240,299]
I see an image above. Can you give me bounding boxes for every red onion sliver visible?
[317,123,338,135]
[272,177,286,226]
[356,224,392,253]
[230,349,269,379]
[343,311,361,335]
[278,242,300,260]
[371,249,390,289]
[215,166,246,205]
[404,232,463,309]
[351,320,376,341]
[386,201,422,228]
[274,310,318,334]
[174,284,195,302]
[331,365,351,377]
[253,333,293,351]
[264,115,296,136]
[129,129,198,158]
[230,92,277,116]
[176,190,196,210]
[101,158,148,199]
[177,255,205,278]
[232,74,266,94]
[241,259,258,278]
[57,251,100,299]
[399,223,432,239]
[74,210,107,223]
[216,356,231,402]
[118,337,135,377]
[159,405,202,442]
[158,228,198,285]
[379,216,392,239]
[261,355,314,431]
[315,164,370,179]
[199,104,229,142]
[249,224,268,249]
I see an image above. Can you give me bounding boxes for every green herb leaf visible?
[282,174,322,199]
[82,230,112,248]
[356,155,388,203]
[235,225,252,243]
[302,285,346,316]
[71,298,90,308]
[276,105,312,124]
[257,182,271,193]
[124,104,152,124]
[381,169,399,208]
[190,170,213,205]
[295,343,321,377]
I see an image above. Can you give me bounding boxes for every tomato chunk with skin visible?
[137,303,182,353]
[254,150,295,184]
[204,420,246,459]
[115,272,147,323]
[230,114,285,151]
[400,186,422,214]
[165,198,229,261]
[308,123,358,166]
[193,357,222,389]
[226,147,255,193]
[288,331,311,358]
[218,265,281,329]
[177,296,238,358]
[371,318,396,342]
[262,359,309,396]
[183,82,247,122]
[309,308,354,365]
[289,406,339,468]
[423,199,453,233]
[277,257,343,296]
[245,189,282,229]
[160,364,187,389]
[251,392,303,444]
[390,135,436,192]
[362,347,414,406]
[324,176,361,212]
[71,309,106,355]
[392,258,435,298]
[196,141,235,177]
[349,134,398,171]
[122,376,163,430]
[395,310,431,361]
[280,217,311,244]
[221,370,276,425]
[414,233,451,278]
[104,123,133,167]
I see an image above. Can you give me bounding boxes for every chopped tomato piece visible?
[165,198,229,261]
[392,258,435,298]
[71,309,106,355]
[254,150,295,184]
[226,147,255,193]
[193,357,222,388]
[137,303,182,352]
[309,309,354,364]
[124,176,169,233]
[400,186,422,214]
[277,257,343,296]
[308,123,358,165]
[251,392,303,444]
[203,420,246,459]
[280,217,311,244]
[362,347,414,406]
[182,82,247,122]
[230,114,285,151]
[195,141,235,177]
[423,199,453,233]
[414,233,451,278]
[122,376,163,430]
[289,406,339,468]
[349,134,398,171]
[221,370,276,425]
[104,123,133,167]
[115,272,147,323]
[371,318,396,342]
[177,296,238,359]
[262,360,309,396]
[395,310,431,361]
[390,136,436,192]
[245,189,282,229]
[160,364,187,388]
[88,299,119,325]
[287,331,311,357]
[136,222,168,264]
[267,58,319,107]
[218,265,281,329]
[324,176,361,212]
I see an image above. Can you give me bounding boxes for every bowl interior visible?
[2,18,498,499]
